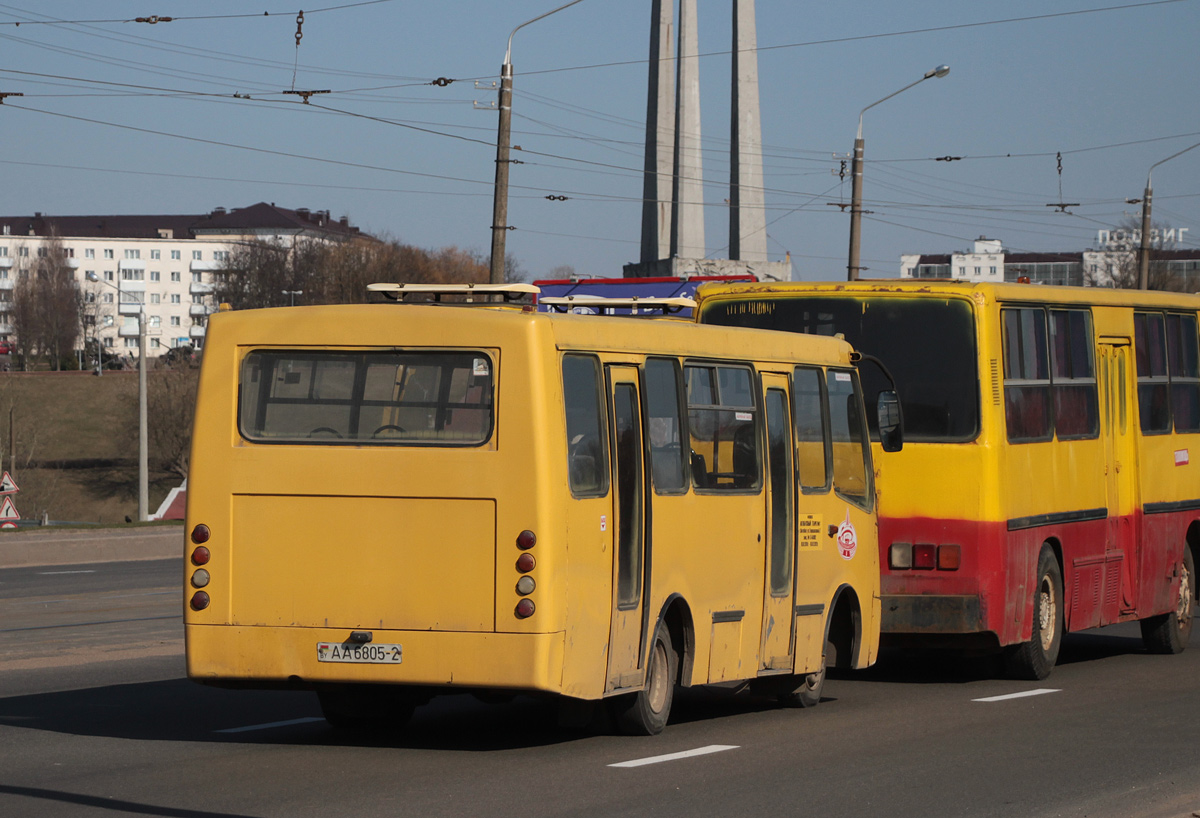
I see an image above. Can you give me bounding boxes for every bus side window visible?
[563,355,609,496]
[1002,307,1053,442]
[1167,313,1200,433]
[1049,309,1098,439]
[793,366,830,493]
[644,358,687,493]
[685,364,759,491]
[1135,312,1172,434]
[827,369,871,510]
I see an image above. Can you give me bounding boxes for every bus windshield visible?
[702,296,979,441]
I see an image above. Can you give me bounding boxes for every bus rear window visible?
[239,350,494,445]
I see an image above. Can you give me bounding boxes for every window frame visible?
[642,356,689,496]
[562,353,610,499]
[237,348,496,448]
[683,360,761,495]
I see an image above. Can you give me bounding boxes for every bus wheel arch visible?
[1140,529,1196,654]
[825,584,863,670]
[656,593,695,687]
[610,613,681,736]
[1004,541,1063,681]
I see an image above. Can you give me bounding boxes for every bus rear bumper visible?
[186,624,566,695]
[881,594,984,634]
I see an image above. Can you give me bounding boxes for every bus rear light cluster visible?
[514,529,537,618]
[890,542,961,571]
[190,525,213,608]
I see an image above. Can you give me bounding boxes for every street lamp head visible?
[86,271,100,282]
[926,64,950,79]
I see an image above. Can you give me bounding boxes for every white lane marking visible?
[38,570,97,575]
[215,717,326,734]
[973,688,1061,703]
[609,744,739,768]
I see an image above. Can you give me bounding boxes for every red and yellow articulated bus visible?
[697,280,1198,679]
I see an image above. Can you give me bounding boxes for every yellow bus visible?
[696,280,1198,680]
[183,285,899,734]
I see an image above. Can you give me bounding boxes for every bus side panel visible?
[659,495,765,684]
[1137,431,1200,618]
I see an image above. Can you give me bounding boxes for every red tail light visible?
[913,544,936,570]
[190,591,210,611]
[191,546,210,566]
[516,530,536,550]
[191,524,210,544]
[515,599,535,618]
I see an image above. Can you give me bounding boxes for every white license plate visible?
[316,642,402,664]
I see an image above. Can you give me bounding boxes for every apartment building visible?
[0,202,363,357]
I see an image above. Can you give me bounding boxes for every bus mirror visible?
[877,391,903,452]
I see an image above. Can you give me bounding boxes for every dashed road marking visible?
[215,717,326,734]
[609,744,739,768]
[973,688,1061,703]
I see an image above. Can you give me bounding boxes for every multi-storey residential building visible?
[900,233,1199,289]
[0,203,364,357]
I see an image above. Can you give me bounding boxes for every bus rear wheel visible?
[611,624,678,736]
[1141,548,1194,654]
[1004,547,1063,681]
[769,642,829,708]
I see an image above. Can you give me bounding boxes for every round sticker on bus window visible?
[837,511,857,561]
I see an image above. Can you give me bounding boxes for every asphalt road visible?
[1,558,1198,818]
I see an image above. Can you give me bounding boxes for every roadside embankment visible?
[0,525,183,569]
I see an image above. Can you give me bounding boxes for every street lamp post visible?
[87,271,148,522]
[282,289,303,306]
[848,64,949,280]
[1136,140,1200,289]
[489,0,587,284]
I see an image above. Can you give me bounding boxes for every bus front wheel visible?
[1004,546,1063,681]
[611,624,678,736]
[1141,548,1194,654]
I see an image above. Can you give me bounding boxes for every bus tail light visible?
[190,591,210,611]
[912,544,936,570]
[191,546,210,565]
[889,542,912,570]
[515,599,535,618]
[516,553,535,573]
[516,530,537,550]
[938,544,961,571]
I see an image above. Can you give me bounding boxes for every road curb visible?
[0,526,184,569]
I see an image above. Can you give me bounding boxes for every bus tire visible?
[611,624,678,736]
[1141,548,1194,655]
[318,686,416,732]
[775,645,828,709]
[1004,546,1063,681]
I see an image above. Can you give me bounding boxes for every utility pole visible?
[489,1,586,285]
[489,62,514,285]
[1138,140,1200,289]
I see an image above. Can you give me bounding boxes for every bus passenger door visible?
[760,376,796,671]
[1100,339,1140,618]
[605,367,648,691]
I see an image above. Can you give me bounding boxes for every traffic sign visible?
[0,471,18,494]
[0,495,20,521]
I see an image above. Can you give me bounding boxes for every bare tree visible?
[214,237,496,307]
[12,233,81,369]
[1086,217,1189,292]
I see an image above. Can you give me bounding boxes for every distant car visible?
[0,341,14,355]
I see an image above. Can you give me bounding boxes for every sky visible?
[1,0,1198,282]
